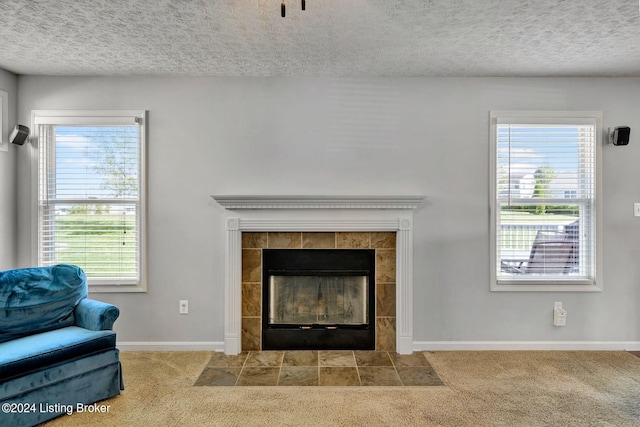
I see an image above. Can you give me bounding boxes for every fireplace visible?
[212,194,424,355]
[262,249,375,350]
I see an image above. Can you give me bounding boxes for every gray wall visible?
[15,76,640,345]
[0,69,18,270]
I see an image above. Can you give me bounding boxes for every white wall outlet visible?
[634,203,640,217]
[554,301,562,310]
[179,300,189,314]
[553,307,567,326]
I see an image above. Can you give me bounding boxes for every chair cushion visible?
[0,326,116,382]
[0,265,88,343]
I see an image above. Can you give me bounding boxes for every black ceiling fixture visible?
[281,0,305,17]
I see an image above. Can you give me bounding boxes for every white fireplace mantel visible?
[212,195,425,210]
[212,195,425,355]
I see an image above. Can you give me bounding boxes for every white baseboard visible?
[117,341,225,351]
[413,341,640,351]
[116,341,640,352]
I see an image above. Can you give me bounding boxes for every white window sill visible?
[491,281,602,292]
[89,283,147,293]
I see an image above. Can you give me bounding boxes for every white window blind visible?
[35,110,146,290]
[490,111,602,291]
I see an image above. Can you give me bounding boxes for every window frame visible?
[31,110,148,293]
[489,110,603,292]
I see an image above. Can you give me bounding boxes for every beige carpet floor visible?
[43,351,640,426]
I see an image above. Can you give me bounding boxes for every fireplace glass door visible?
[262,249,376,350]
[269,274,368,326]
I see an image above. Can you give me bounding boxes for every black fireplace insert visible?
[262,249,375,350]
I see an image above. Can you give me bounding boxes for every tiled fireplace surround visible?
[241,231,397,352]
[214,195,423,355]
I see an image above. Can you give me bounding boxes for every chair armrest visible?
[74,299,120,331]
[500,260,525,274]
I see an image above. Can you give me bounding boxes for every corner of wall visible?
[0,68,18,269]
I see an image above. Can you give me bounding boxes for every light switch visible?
[635,203,640,217]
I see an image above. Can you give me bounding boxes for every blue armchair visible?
[0,264,123,426]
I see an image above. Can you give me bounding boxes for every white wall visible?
[16,76,640,347]
[0,69,18,270]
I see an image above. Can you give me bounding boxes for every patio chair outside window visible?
[502,231,577,275]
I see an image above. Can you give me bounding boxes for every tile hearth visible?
[194,351,443,387]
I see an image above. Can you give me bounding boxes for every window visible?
[489,111,602,292]
[34,110,147,292]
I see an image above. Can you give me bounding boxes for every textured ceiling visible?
[1,0,639,77]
